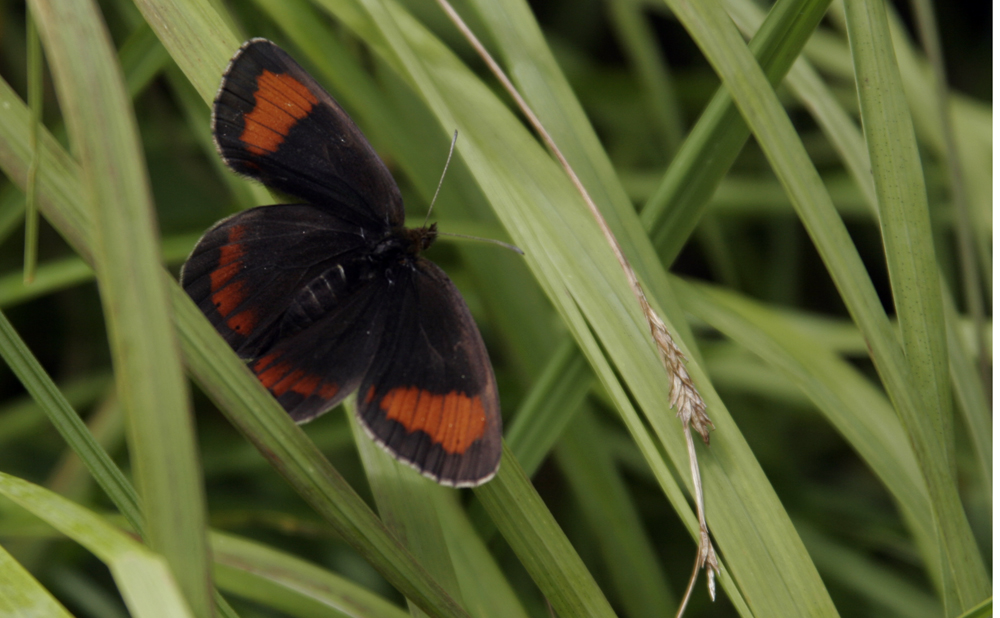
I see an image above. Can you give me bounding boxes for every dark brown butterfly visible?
[181,39,501,486]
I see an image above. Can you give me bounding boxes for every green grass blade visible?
[883,9,993,254]
[29,1,212,615]
[732,0,991,523]
[725,0,878,213]
[474,445,617,618]
[606,0,684,156]
[348,404,465,616]
[466,0,697,346]
[662,0,911,412]
[843,0,988,609]
[1,2,986,617]
[23,10,42,284]
[0,286,294,618]
[942,287,991,491]
[824,3,993,292]
[434,492,530,618]
[46,393,124,503]
[643,0,832,262]
[0,79,91,256]
[349,403,532,618]
[504,339,593,477]
[797,524,940,618]
[0,5,813,615]
[0,542,75,618]
[0,257,93,307]
[315,0,831,613]
[0,374,110,449]
[0,233,196,309]
[0,472,195,618]
[909,0,988,366]
[131,0,241,102]
[14,392,122,572]
[673,279,935,549]
[43,567,131,618]
[118,22,172,98]
[662,0,998,602]
[0,309,142,533]
[211,531,410,618]
[162,65,271,210]
[556,406,676,617]
[254,3,612,612]
[956,598,993,618]
[0,186,27,247]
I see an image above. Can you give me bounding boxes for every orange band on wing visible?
[240,70,319,156]
[226,308,257,334]
[212,278,245,317]
[256,358,293,390]
[208,226,257,333]
[378,386,487,454]
[253,353,338,400]
[218,226,246,265]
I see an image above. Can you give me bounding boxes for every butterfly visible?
[181,39,502,487]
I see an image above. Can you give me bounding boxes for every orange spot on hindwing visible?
[256,360,292,390]
[240,70,319,156]
[291,374,321,397]
[253,353,338,401]
[209,226,256,333]
[318,383,339,399]
[378,387,487,454]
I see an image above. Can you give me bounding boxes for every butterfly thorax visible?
[372,223,438,262]
[275,224,428,344]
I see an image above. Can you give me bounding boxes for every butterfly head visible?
[404,222,438,255]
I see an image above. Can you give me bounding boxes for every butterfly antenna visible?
[437,231,525,255]
[425,131,524,256]
[424,130,459,228]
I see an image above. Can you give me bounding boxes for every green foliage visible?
[0,0,990,617]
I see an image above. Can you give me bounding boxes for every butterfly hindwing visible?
[212,38,404,228]
[247,272,392,422]
[180,203,371,357]
[356,258,502,487]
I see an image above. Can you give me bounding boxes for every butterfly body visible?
[182,39,501,487]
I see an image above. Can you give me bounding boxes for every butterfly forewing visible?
[212,38,404,228]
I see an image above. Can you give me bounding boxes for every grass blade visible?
[843,0,989,608]
[475,445,617,618]
[0,542,75,618]
[29,1,212,614]
[348,404,465,616]
[644,0,832,262]
[556,406,676,617]
[0,310,142,532]
[0,472,195,618]
[212,531,410,618]
[673,278,935,549]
